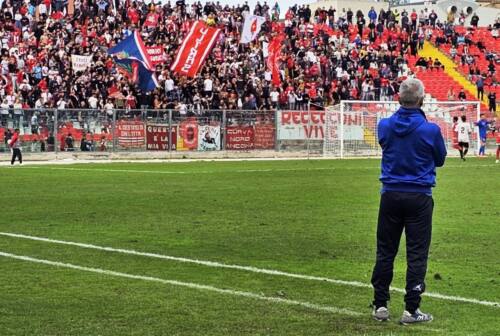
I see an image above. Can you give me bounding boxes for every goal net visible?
[323,101,481,158]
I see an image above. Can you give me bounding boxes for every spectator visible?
[368,6,377,23]
[447,88,456,101]
[415,57,428,70]
[371,78,446,324]
[431,58,444,71]
[65,133,74,151]
[4,128,12,145]
[476,76,485,100]
[458,89,467,101]
[429,10,438,28]
[270,87,280,109]
[470,13,479,28]
[100,136,107,151]
[488,92,496,113]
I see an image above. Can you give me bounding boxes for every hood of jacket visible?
[389,106,426,137]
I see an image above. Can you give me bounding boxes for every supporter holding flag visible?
[115,58,159,91]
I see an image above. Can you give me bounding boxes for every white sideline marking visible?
[10,163,497,175]
[1,232,499,308]
[0,251,360,316]
[14,166,341,174]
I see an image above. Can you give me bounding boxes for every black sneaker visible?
[399,309,433,325]
[372,306,390,321]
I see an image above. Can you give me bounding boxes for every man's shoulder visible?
[377,117,391,133]
[420,120,443,137]
[420,119,441,130]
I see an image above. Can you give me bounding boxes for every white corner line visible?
[1,231,498,308]
[0,251,361,317]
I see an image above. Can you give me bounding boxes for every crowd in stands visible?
[431,24,499,111]
[0,0,498,121]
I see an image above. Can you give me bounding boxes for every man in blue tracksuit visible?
[475,114,491,156]
[371,79,447,325]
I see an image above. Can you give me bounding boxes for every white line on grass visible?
[1,232,499,309]
[0,251,361,316]
[11,163,497,175]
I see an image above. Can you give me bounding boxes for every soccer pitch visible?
[0,158,498,335]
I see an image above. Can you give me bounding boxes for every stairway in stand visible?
[416,41,493,115]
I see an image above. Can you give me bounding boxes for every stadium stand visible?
[431,25,499,99]
[0,0,498,143]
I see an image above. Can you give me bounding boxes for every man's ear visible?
[418,96,424,107]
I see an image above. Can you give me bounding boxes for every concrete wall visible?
[308,0,499,26]
[394,0,500,26]
[308,0,388,15]
[0,150,324,163]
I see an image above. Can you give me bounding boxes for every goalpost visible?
[323,101,481,158]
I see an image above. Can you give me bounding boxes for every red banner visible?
[116,120,145,147]
[171,21,220,78]
[267,35,284,86]
[254,124,275,149]
[0,128,4,141]
[146,124,177,150]
[146,46,165,66]
[226,126,255,150]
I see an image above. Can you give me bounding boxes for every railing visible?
[0,102,491,158]
[0,109,281,154]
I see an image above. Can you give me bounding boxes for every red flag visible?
[267,35,283,87]
[271,21,285,34]
[171,21,220,78]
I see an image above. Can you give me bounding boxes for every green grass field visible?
[0,158,499,336]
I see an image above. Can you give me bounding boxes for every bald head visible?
[399,78,425,108]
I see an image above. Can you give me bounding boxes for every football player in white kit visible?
[454,115,472,161]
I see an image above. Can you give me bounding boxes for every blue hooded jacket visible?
[378,107,447,195]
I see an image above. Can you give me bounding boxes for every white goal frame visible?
[323,100,481,158]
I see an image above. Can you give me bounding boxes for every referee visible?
[371,79,447,324]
